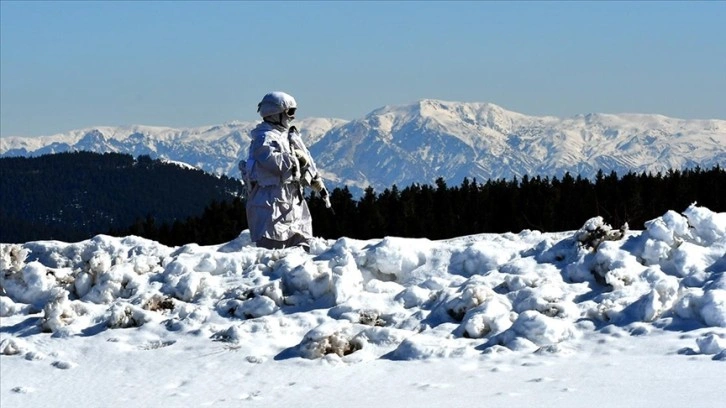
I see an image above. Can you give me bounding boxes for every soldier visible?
[240,91,328,251]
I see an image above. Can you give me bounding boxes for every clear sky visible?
[1,1,724,137]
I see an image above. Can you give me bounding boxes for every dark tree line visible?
[2,150,722,245]
[309,167,724,240]
[112,197,248,247]
[0,152,245,243]
[114,166,725,246]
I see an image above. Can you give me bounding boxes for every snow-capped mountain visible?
[2,100,724,191]
[0,119,345,177]
[311,100,725,189]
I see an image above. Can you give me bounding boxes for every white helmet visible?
[257,91,297,118]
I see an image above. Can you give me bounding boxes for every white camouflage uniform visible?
[242,92,322,250]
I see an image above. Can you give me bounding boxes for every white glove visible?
[311,176,325,193]
[294,149,309,168]
[312,176,332,209]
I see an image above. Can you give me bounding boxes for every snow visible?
[1,204,725,407]
[160,158,199,171]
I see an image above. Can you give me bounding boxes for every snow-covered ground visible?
[2,204,725,407]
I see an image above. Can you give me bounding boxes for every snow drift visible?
[2,204,724,366]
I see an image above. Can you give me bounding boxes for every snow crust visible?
[1,204,725,406]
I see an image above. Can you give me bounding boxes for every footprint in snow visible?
[24,351,46,361]
[164,379,191,390]
[246,355,265,364]
[51,360,77,370]
[528,377,556,383]
[139,340,176,350]
[490,366,513,372]
[414,382,451,390]
[238,391,262,401]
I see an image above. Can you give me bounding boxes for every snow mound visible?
[1,205,725,365]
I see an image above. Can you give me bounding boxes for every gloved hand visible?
[312,177,332,210]
[310,176,326,193]
[294,149,309,168]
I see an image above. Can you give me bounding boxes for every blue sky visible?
[1,1,724,137]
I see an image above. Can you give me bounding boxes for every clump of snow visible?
[391,330,480,360]
[574,216,627,250]
[297,321,364,359]
[700,290,726,327]
[40,288,77,334]
[459,293,513,339]
[503,310,577,349]
[0,337,29,356]
[362,237,432,283]
[105,302,152,329]
[0,295,27,317]
[2,261,58,307]
[683,204,726,245]
[696,333,726,355]
[0,244,30,274]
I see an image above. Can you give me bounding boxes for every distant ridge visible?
[2,100,724,192]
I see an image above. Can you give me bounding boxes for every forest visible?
[114,166,725,246]
[0,152,244,243]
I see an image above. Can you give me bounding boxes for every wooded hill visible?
[0,152,244,243]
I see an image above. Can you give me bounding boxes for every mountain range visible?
[2,100,724,193]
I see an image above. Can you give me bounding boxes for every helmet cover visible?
[257,91,297,118]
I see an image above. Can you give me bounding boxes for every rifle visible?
[288,127,334,214]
